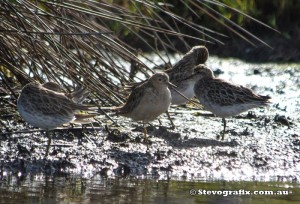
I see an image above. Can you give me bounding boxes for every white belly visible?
[199,97,262,118]
[171,81,195,105]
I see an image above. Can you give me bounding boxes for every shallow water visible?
[1,56,300,203]
[1,174,300,204]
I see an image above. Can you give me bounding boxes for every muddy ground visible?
[0,57,299,182]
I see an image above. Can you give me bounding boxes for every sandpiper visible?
[193,66,271,139]
[115,72,173,144]
[17,82,96,157]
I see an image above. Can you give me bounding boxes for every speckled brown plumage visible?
[193,66,271,139]
[17,82,95,157]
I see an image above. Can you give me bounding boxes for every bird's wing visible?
[116,84,148,115]
[33,88,91,115]
[206,79,270,105]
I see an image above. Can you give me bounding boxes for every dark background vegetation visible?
[207,0,300,61]
[117,0,300,62]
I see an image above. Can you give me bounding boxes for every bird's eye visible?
[158,78,162,81]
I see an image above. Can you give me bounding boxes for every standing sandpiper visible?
[115,72,173,144]
[193,66,271,139]
[17,82,96,157]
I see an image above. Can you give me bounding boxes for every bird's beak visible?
[168,82,177,88]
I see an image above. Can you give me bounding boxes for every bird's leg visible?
[45,130,51,158]
[221,118,226,140]
[143,123,149,149]
[166,111,175,129]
